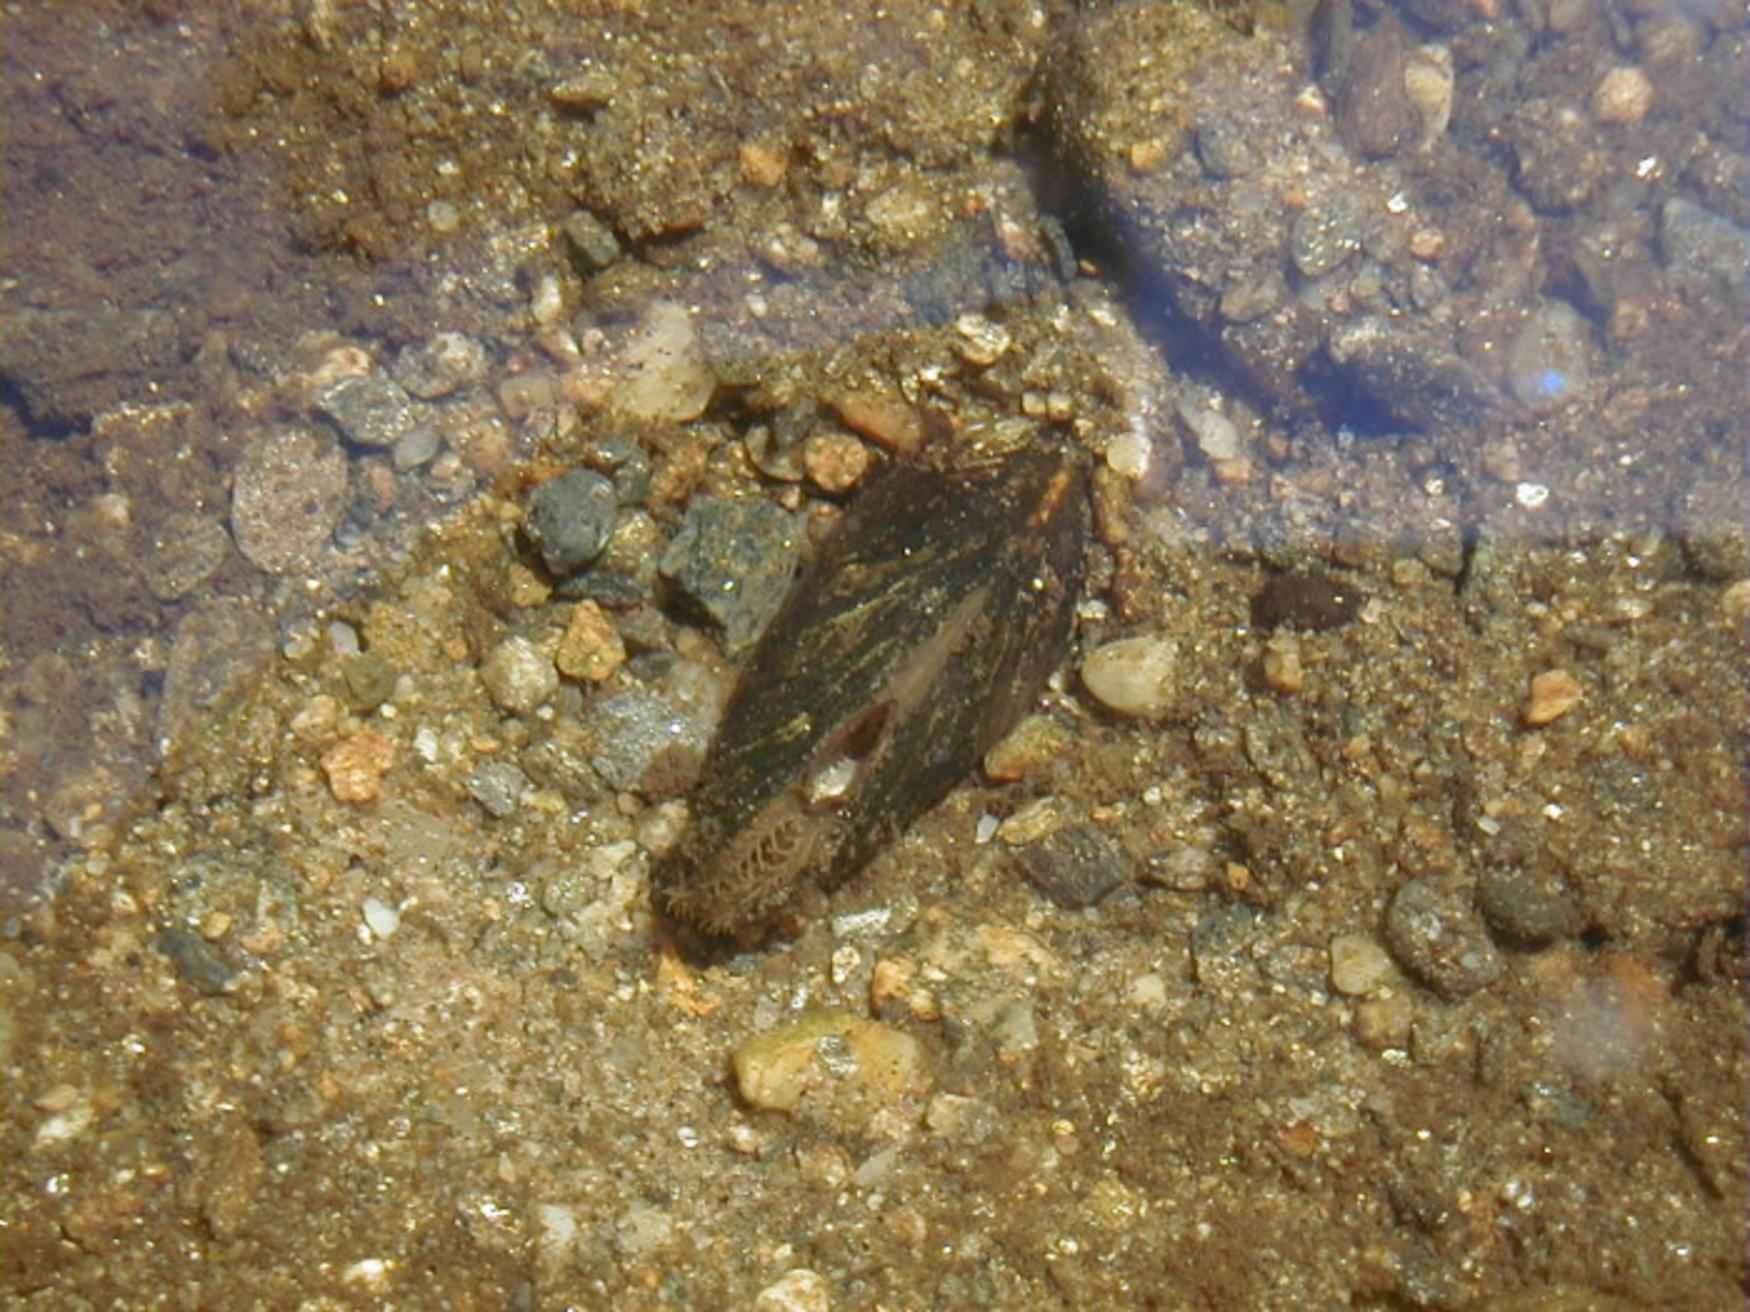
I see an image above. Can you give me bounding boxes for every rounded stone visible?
[1591,66,1653,125]
[480,635,559,714]
[1081,635,1179,719]
[1382,880,1504,1001]
[524,469,619,576]
[144,511,231,601]
[230,426,349,575]
[1476,861,1582,946]
[1329,933,1397,996]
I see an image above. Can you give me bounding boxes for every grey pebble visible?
[1659,197,1750,300]
[313,374,419,449]
[562,210,622,272]
[144,511,231,601]
[392,425,442,472]
[1504,300,1592,412]
[659,496,801,652]
[392,331,488,399]
[1190,903,1264,991]
[582,660,720,796]
[155,925,238,995]
[1193,116,1257,179]
[466,760,529,818]
[1012,823,1126,909]
[586,435,653,506]
[1325,315,1501,430]
[230,426,349,575]
[525,469,619,576]
[1290,196,1365,278]
[1383,879,1504,1000]
[1674,480,1749,581]
[1476,860,1581,946]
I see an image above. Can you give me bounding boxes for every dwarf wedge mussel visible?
[654,440,1088,938]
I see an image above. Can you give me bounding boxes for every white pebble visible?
[361,896,400,940]
[1081,635,1179,719]
[1176,400,1240,461]
[754,1268,830,1312]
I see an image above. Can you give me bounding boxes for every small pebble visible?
[1382,879,1504,1000]
[582,667,718,796]
[480,636,559,714]
[1506,301,1591,412]
[754,1269,830,1312]
[1176,400,1239,462]
[1353,993,1414,1050]
[732,1009,928,1116]
[360,897,400,940]
[983,714,1071,782]
[612,300,715,424]
[1522,668,1583,726]
[321,730,395,803]
[1011,823,1126,909]
[561,209,622,270]
[524,469,619,576]
[1261,633,1303,694]
[231,427,349,574]
[555,601,626,683]
[802,431,871,494]
[144,511,231,601]
[391,425,442,471]
[1081,635,1179,719]
[1591,66,1653,125]
[953,313,1011,366]
[313,374,418,449]
[1329,933,1396,996]
[1476,860,1582,945]
[659,497,801,652]
[466,759,529,818]
[392,332,487,399]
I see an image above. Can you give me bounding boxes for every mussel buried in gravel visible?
[653,438,1088,940]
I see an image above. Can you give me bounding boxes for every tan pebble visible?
[200,911,233,942]
[321,730,395,802]
[505,561,551,609]
[1262,634,1303,693]
[732,1009,928,1115]
[1409,228,1446,261]
[1082,634,1178,718]
[1403,44,1454,148]
[555,601,626,683]
[1330,932,1396,996]
[995,797,1068,845]
[379,46,419,93]
[738,140,787,188]
[1720,578,1750,622]
[983,714,1071,782]
[954,313,1011,366]
[1211,455,1252,484]
[1591,66,1653,125]
[1129,138,1167,172]
[1523,668,1584,725]
[1481,437,1522,481]
[290,694,341,743]
[753,1268,830,1312]
[871,957,938,1020]
[826,391,925,456]
[1353,993,1413,1050]
[34,1082,82,1113]
[802,430,871,494]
